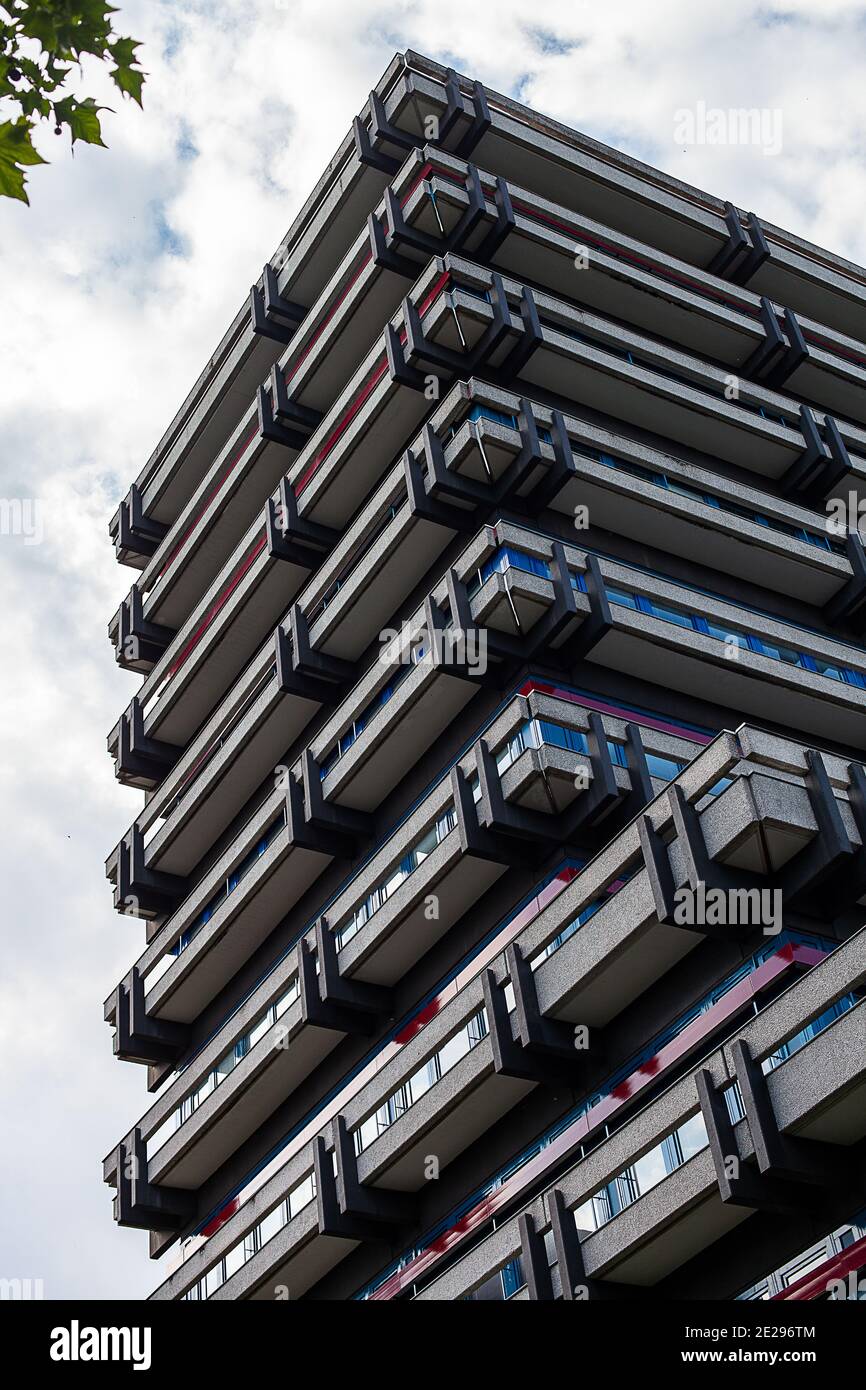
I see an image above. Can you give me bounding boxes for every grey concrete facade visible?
[103,51,866,1303]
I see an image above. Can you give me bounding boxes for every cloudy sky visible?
[1,0,865,1301]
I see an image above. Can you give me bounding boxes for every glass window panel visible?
[572,1199,596,1233]
[705,622,749,648]
[275,986,295,1018]
[648,600,694,629]
[592,1189,613,1227]
[677,1111,709,1160]
[215,1051,236,1081]
[607,739,628,767]
[646,753,684,781]
[258,1201,287,1247]
[466,1010,488,1047]
[382,867,405,900]
[812,658,845,682]
[606,587,640,610]
[248,1015,270,1049]
[196,1072,216,1106]
[667,480,711,503]
[407,1056,439,1104]
[356,1114,378,1153]
[289,1173,315,1219]
[414,826,438,862]
[437,1024,473,1076]
[501,1259,524,1298]
[724,1081,745,1124]
[758,640,804,667]
[633,1145,668,1194]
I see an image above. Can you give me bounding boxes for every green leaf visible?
[20,91,52,119]
[54,95,111,147]
[0,118,49,166]
[111,62,143,106]
[0,118,48,204]
[109,36,141,67]
[0,160,29,202]
[0,3,144,201]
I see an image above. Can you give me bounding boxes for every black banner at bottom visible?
[0,1294,860,1375]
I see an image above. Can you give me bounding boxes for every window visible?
[704,620,749,649]
[607,586,640,610]
[354,1010,488,1155]
[753,638,804,668]
[646,753,685,781]
[576,1110,709,1234]
[646,598,694,629]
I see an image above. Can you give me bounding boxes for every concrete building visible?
[103,51,866,1302]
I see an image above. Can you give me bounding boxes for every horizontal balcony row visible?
[394,932,866,1301]
[109,507,866,875]
[109,258,866,753]
[113,139,866,632]
[109,50,866,572]
[106,531,866,1070]
[111,257,466,747]
[107,53,481,558]
[149,886,865,1299]
[114,404,855,916]
[123,148,492,634]
[108,383,866,839]
[400,54,866,343]
[432,257,866,493]
[116,53,599,564]
[402,957,861,1300]
[388,145,866,425]
[112,359,861,698]
[107,682,710,1031]
[108,722,866,1291]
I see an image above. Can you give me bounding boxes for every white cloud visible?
[1,0,864,1298]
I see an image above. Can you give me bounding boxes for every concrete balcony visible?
[122,251,866,757]
[139,722,866,1298]
[113,680,694,1089]
[134,522,308,750]
[107,691,672,1203]
[554,442,853,610]
[113,508,866,898]
[409,927,866,1300]
[108,519,866,944]
[134,148,460,636]
[434,255,866,502]
[430,520,866,747]
[108,54,458,564]
[313,375,862,619]
[411,378,859,614]
[399,54,866,343]
[129,259,483,749]
[389,146,866,428]
[341,732,865,1199]
[577,546,866,747]
[123,523,584,876]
